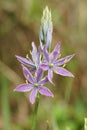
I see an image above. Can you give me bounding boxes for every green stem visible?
[46,120,50,130]
[31,94,39,130]
[1,75,10,130]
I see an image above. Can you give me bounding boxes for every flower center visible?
[49,63,54,68]
[34,83,38,87]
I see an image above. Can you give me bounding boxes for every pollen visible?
[63,64,66,67]
[64,59,67,63]
[58,53,61,58]
[63,59,67,67]
[26,54,29,59]
[26,80,28,84]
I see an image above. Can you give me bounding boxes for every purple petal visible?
[36,68,43,82]
[16,55,34,67]
[28,71,34,83]
[55,54,75,66]
[37,46,41,65]
[29,67,36,73]
[54,67,74,77]
[22,66,34,83]
[29,88,38,104]
[40,63,48,70]
[14,83,33,92]
[46,27,52,49]
[43,47,49,62]
[40,76,49,85]
[50,42,61,61]
[31,42,38,65]
[38,86,54,97]
[22,65,30,80]
[48,70,54,84]
[40,27,44,49]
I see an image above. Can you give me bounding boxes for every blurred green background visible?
[0,0,87,130]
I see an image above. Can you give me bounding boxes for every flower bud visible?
[40,6,53,50]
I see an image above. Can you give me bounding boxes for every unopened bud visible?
[40,6,53,50]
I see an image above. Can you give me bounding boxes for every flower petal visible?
[28,71,35,83]
[31,42,38,65]
[50,42,61,61]
[38,86,54,97]
[54,67,74,77]
[16,55,34,67]
[43,46,49,62]
[40,63,48,70]
[37,46,41,66]
[48,70,54,84]
[29,67,36,73]
[22,65,34,83]
[29,89,38,104]
[13,83,33,92]
[36,68,43,82]
[40,27,44,49]
[55,54,75,66]
[46,27,52,49]
[40,76,49,85]
[22,65,30,80]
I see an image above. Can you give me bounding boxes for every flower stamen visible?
[26,54,29,59]
[26,80,28,84]
[58,53,61,58]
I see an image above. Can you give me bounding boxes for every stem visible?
[1,75,10,130]
[46,120,49,130]
[31,94,39,130]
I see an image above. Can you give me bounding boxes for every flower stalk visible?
[31,94,39,130]
[46,120,50,130]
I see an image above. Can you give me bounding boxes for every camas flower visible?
[41,42,75,83]
[16,42,41,73]
[14,65,54,104]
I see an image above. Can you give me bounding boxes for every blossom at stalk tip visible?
[14,65,54,104]
[15,42,41,73]
[41,42,75,83]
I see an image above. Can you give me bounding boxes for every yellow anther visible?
[26,80,28,84]
[30,50,32,55]
[63,64,66,68]
[58,54,61,58]
[26,54,29,59]
[64,59,67,64]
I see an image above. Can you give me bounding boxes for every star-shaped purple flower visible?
[41,42,75,83]
[16,42,41,73]
[14,65,54,104]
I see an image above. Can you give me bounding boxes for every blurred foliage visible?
[0,0,87,130]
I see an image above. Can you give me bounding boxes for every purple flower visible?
[41,42,75,83]
[14,65,54,104]
[16,42,41,73]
